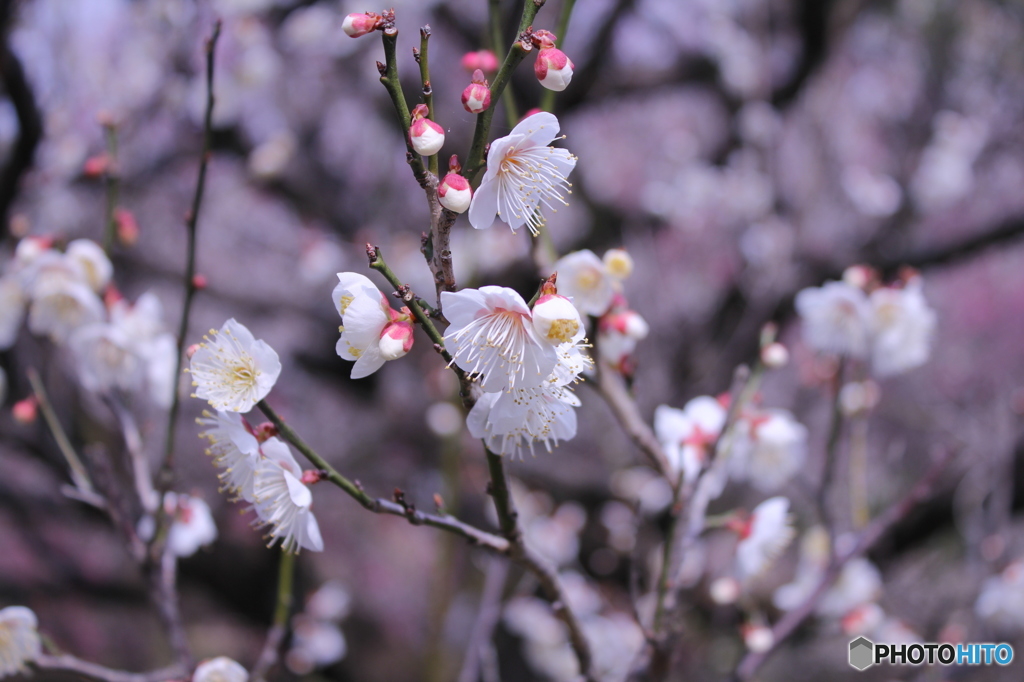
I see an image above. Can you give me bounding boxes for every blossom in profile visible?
[461,70,491,114]
[65,238,112,292]
[654,396,727,484]
[333,272,414,379]
[252,438,324,553]
[193,657,248,682]
[729,408,808,492]
[189,318,282,413]
[0,605,41,678]
[441,286,558,392]
[341,12,380,38]
[198,409,261,501]
[468,383,580,459]
[531,281,584,346]
[468,112,576,235]
[165,493,218,558]
[868,278,936,377]
[733,496,795,581]
[795,280,871,358]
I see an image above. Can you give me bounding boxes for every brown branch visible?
[733,447,957,680]
[593,360,673,480]
[33,655,186,682]
[149,548,192,670]
[457,556,510,682]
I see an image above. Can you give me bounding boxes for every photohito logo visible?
[848,637,1014,670]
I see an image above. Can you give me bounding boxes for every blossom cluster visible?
[190,319,322,554]
[795,267,937,377]
[1,236,176,405]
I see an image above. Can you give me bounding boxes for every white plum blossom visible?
[468,383,580,459]
[252,437,324,553]
[189,318,282,413]
[198,409,262,501]
[468,112,576,235]
[69,322,145,394]
[65,238,113,292]
[795,280,871,358]
[975,560,1024,632]
[654,396,727,484]
[333,272,414,379]
[27,276,105,343]
[868,279,936,377]
[165,493,218,558]
[552,249,614,316]
[773,526,830,611]
[286,617,347,674]
[441,286,558,392]
[729,409,808,492]
[193,657,248,682]
[0,606,41,677]
[531,288,584,346]
[734,496,795,581]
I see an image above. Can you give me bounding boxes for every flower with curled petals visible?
[189,318,282,413]
[468,112,576,235]
[198,409,261,501]
[252,437,324,554]
[441,286,558,393]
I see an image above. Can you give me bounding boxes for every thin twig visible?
[33,655,185,682]
[733,448,957,680]
[458,556,510,682]
[101,121,120,254]
[151,547,192,670]
[489,0,519,128]
[817,359,846,544]
[592,360,673,480]
[105,394,158,514]
[417,26,439,180]
[256,400,509,554]
[158,20,222,490]
[252,550,295,682]
[485,448,595,680]
[538,0,577,113]
[464,0,548,184]
[26,367,93,495]
[378,13,429,188]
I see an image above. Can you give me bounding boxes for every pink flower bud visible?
[192,274,208,290]
[461,50,499,73]
[13,397,38,424]
[535,47,574,92]
[186,343,201,359]
[83,153,110,178]
[114,208,139,246]
[342,13,380,38]
[409,104,445,156]
[461,70,491,114]
[532,293,582,345]
[378,320,414,361]
[301,469,327,485]
[438,173,472,213]
[602,310,649,340]
[760,342,789,369]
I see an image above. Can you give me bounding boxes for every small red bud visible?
[192,274,208,290]
[461,49,499,73]
[83,154,111,178]
[461,70,491,114]
[114,208,139,246]
[186,343,201,359]
[342,12,381,38]
[13,397,38,424]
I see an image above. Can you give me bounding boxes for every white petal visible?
[284,469,313,509]
[509,111,560,147]
[351,344,386,379]
[468,174,500,230]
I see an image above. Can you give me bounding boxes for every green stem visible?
[101,124,119,254]
[652,500,679,632]
[489,0,519,127]
[158,21,221,492]
[538,0,577,112]
[380,28,429,187]
[255,400,509,553]
[273,549,295,625]
[818,359,847,543]
[485,448,518,539]
[367,245,461,373]
[418,27,439,179]
[465,0,547,184]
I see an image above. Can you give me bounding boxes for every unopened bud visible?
[742,624,774,653]
[532,294,582,345]
[114,208,139,246]
[301,469,327,485]
[254,422,278,442]
[378,320,415,360]
[603,310,649,340]
[602,249,633,279]
[533,33,574,92]
[461,49,499,73]
[186,343,201,359]
[760,342,789,369]
[409,104,445,156]
[13,396,38,424]
[839,380,881,417]
[438,173,472,213]
[192,274,208,290]
[461,70,491,114]
[342,12,380,38]
[83,153,111,178]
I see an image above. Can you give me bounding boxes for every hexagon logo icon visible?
[849,636,874,671]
